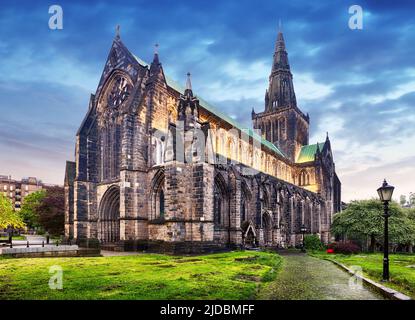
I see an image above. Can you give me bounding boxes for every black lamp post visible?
[300,224,307,252]
[377,179,395,282]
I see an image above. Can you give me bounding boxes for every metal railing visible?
[5,239,72,248]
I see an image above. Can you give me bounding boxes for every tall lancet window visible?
[154,137,165,166]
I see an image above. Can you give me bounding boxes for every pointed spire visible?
[274,30,287,65]
[184,72,193,97]
[266,25,297,111]
[149,43,164,84]
[186,72,192,90]
[115,25,120,40]
[152,43,160,64]
[326,131,329,141]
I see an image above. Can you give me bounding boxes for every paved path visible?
[260,253,385,300]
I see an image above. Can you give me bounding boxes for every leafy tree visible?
[19,190,46,229]
[36,187,64,236]
[332,199,415,252]
[0,194,25,229]
[410,192,415,208]
[400,195,407,207]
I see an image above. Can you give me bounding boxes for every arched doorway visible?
[243,223,257,248]
[98,185,120,243]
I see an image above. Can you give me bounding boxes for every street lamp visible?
[377,179,395,282]
[300,224,307,252]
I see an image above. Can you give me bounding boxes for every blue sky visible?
[0,0,414,202]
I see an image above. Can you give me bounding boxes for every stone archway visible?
[98,185,120,243]
[243,222,257,248]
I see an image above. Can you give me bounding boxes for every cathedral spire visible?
[265,26,297,111]
[272,29,289,71]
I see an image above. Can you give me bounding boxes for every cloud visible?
[0,0,414,201]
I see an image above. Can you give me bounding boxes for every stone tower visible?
[252,29,309,162]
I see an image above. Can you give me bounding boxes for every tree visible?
[36,187,64,236]
[19,190,46,229]
[409,192,415,208]
[0,194,25,229]
[332,199,415,252]
[400,195,407,207]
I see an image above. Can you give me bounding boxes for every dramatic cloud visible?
[0,0,414,201]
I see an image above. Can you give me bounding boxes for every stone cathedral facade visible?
[64,28,341,252]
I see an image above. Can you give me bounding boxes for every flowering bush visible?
[328,241,360,254]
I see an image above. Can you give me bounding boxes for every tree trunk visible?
[408,244,413,253]
[369,234,376,253]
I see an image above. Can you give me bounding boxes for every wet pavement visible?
[260,253,385,300]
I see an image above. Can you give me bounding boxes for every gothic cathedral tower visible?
[252,29,309,162]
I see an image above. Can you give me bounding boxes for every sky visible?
[0,0,414,202]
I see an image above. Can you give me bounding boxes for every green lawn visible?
[311,252,415,299]
[0,235,25,240]
[0,251,282,300]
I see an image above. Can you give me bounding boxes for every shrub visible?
[328,241,360,254]
[304,234,325,251]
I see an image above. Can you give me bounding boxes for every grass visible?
[310,251,415,299]
[0,235,25,240]
[0,250,282,300]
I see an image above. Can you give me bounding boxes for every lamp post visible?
[300,224,307,252]
[377,179,395,282]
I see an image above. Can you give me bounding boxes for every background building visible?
[0,175,58,210]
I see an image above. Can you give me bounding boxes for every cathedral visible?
[64,27,341,252]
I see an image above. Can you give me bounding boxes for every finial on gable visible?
[186,72,192,90]
[115,25,120,40]
[184,72,193,97]
[152,43,160,65]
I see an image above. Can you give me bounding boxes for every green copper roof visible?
[296,142,325,163]
[133,55,286,158]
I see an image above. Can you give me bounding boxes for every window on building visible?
[154,138,165,165]
[299,170,310,186]
[214,175,227,227]
[158,189,165,218]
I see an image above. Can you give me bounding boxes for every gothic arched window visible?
[299,170,310,186]
[214,175,228,227]
[151,170,165,220]
[159,189,165,218]
[154,137,165,166]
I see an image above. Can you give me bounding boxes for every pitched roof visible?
[296,142,325,163]
[132,54,286,158]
